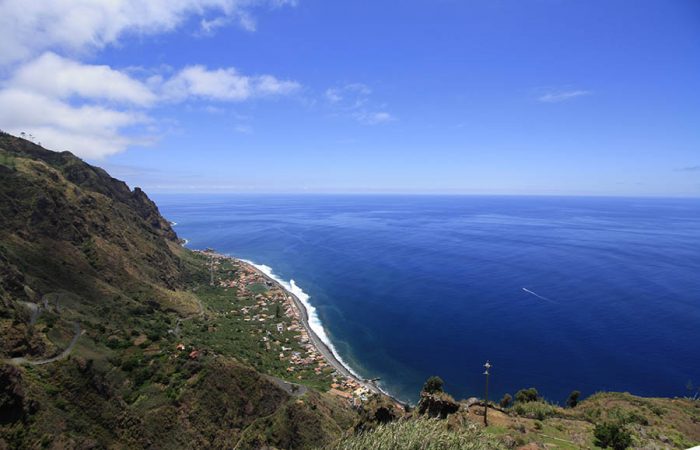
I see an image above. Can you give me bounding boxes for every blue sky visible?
[1,0,699,196]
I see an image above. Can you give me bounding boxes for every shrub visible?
[515,387,539,403]
[500,393,513,408]
[422,376,444,394]
[327,418,503,450]
[513,401,557,420]
[593,422,632,450]
[566,390,581,408]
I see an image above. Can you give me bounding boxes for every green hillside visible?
[0,133,356,449]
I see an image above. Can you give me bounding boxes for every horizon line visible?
[147,191,700,199]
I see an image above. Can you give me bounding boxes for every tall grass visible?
[328,418,505,450]
[513,400,560,420]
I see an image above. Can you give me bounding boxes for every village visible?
[191,249,372,406]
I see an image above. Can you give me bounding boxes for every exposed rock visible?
[354,394,403,432]
[417,391,460,419]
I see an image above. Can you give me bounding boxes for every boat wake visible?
[522,288,555,303]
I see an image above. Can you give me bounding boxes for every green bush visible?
[566,390,581,408]
[499,393,513,408]
[422,376,445,394]
[593,422,632,449]
[515,387,539,403]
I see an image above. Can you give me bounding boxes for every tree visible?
[593,422,632,450]
[566,390,581,408]
[515,387,539,403]
[499,393,513,408]
[275,303,282,319]
[422,376,444,394]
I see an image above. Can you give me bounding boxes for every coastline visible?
[192,247,403,406]
[240,259,389,398]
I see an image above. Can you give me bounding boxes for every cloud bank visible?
[0,0,296,65]
[0,0,298,159]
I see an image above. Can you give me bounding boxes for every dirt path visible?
[6,322,82,366]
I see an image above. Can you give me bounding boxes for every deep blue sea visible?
[155,195,700,404]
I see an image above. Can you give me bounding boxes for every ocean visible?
[155,194,700,404]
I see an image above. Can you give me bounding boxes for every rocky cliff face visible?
[0,134,177,242]
[0,132,183,307]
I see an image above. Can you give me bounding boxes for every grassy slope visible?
[0,134,355,449]
[328,417,504,450]
[457,393,700,449]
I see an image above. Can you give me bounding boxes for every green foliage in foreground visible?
[593,422,633,450]
[328,418,505,450]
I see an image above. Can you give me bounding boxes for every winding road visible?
[3,299,82,366]
[7,322,82,366]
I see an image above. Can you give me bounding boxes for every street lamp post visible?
[483,360,492,426]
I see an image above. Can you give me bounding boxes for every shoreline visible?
[240,259,389,398]
[195,248,404,406]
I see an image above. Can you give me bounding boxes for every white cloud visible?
[233,124,253,134]
[9,52,156,106]
[538,90,592,103]
[325,83,371,103]
[0,54,155,158]
[0,88,147,158]
[0,0,297,66]
[161,65,300,102]
[354,111,395,125]
[325,83,395,125]
[0,55,300,158]
[0,0,299,159]
[325,88,343,103]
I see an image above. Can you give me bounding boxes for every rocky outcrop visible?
[417,391,460,419]
[354,394,404,432]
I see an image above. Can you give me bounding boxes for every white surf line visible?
[241,259,363,381]
[522,287,556,303]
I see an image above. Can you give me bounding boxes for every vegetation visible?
[1,133,699,449]
[512,399,559,420]
[594,422,633,449]
[567,390,581,408]
[423,376,445,394]
[328,418,504,450]
[515,387,540,403]
[0,133,355,448]
[499,393,512,408]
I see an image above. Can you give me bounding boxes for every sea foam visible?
[242,259,362,380]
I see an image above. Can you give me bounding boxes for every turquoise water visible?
[156,195,700,403]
